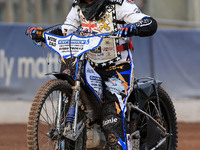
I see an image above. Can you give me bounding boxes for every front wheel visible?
[130,86,178,150]
[27,79,86,150]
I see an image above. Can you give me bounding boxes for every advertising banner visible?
[0,23,200,100]
[0,24,60,100]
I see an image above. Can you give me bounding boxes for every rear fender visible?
[129,78,162,109]
[137,78,162,97]
[129,78,162,119]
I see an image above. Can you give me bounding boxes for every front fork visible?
[64,55,84,137]
[72,80,81,134]
[55,92,65,150]
[57,92,63,133]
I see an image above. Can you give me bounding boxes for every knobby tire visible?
[27,79,86,150]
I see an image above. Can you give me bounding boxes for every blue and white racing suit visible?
[61,0,157,149]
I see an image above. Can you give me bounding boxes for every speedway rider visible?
[27,0,157,149]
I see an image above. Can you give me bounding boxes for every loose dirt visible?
[0,122,199,150]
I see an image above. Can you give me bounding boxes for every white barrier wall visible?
[1,99,200,123]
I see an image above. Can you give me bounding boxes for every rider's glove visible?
[117,24,137,37]
[26,27,44,46]
[26,27,39,41]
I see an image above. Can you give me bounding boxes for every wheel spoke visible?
[40,138,52,150]
[27,80,86,150]
[38,134,49,143]
[49,92,58,125]
[40,112,53,127]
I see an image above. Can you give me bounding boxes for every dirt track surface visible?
[0,122,199,150]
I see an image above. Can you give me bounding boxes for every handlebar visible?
[28,24,122,40]
[25,26,45,39]
[35,27,45,38]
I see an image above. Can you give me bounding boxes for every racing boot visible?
[102,102,130,150]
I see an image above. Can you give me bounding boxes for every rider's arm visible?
[133,17,157,37]
[48,6,81,36]
[61,6,81,35]
[26,6,80,46]
[116,1,157,37]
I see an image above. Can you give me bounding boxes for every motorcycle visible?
[27,25,178,150]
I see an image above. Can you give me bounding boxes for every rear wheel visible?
[27,79,86,150]
[130,86,178,150]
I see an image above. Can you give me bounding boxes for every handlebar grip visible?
[36,27,45,38]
